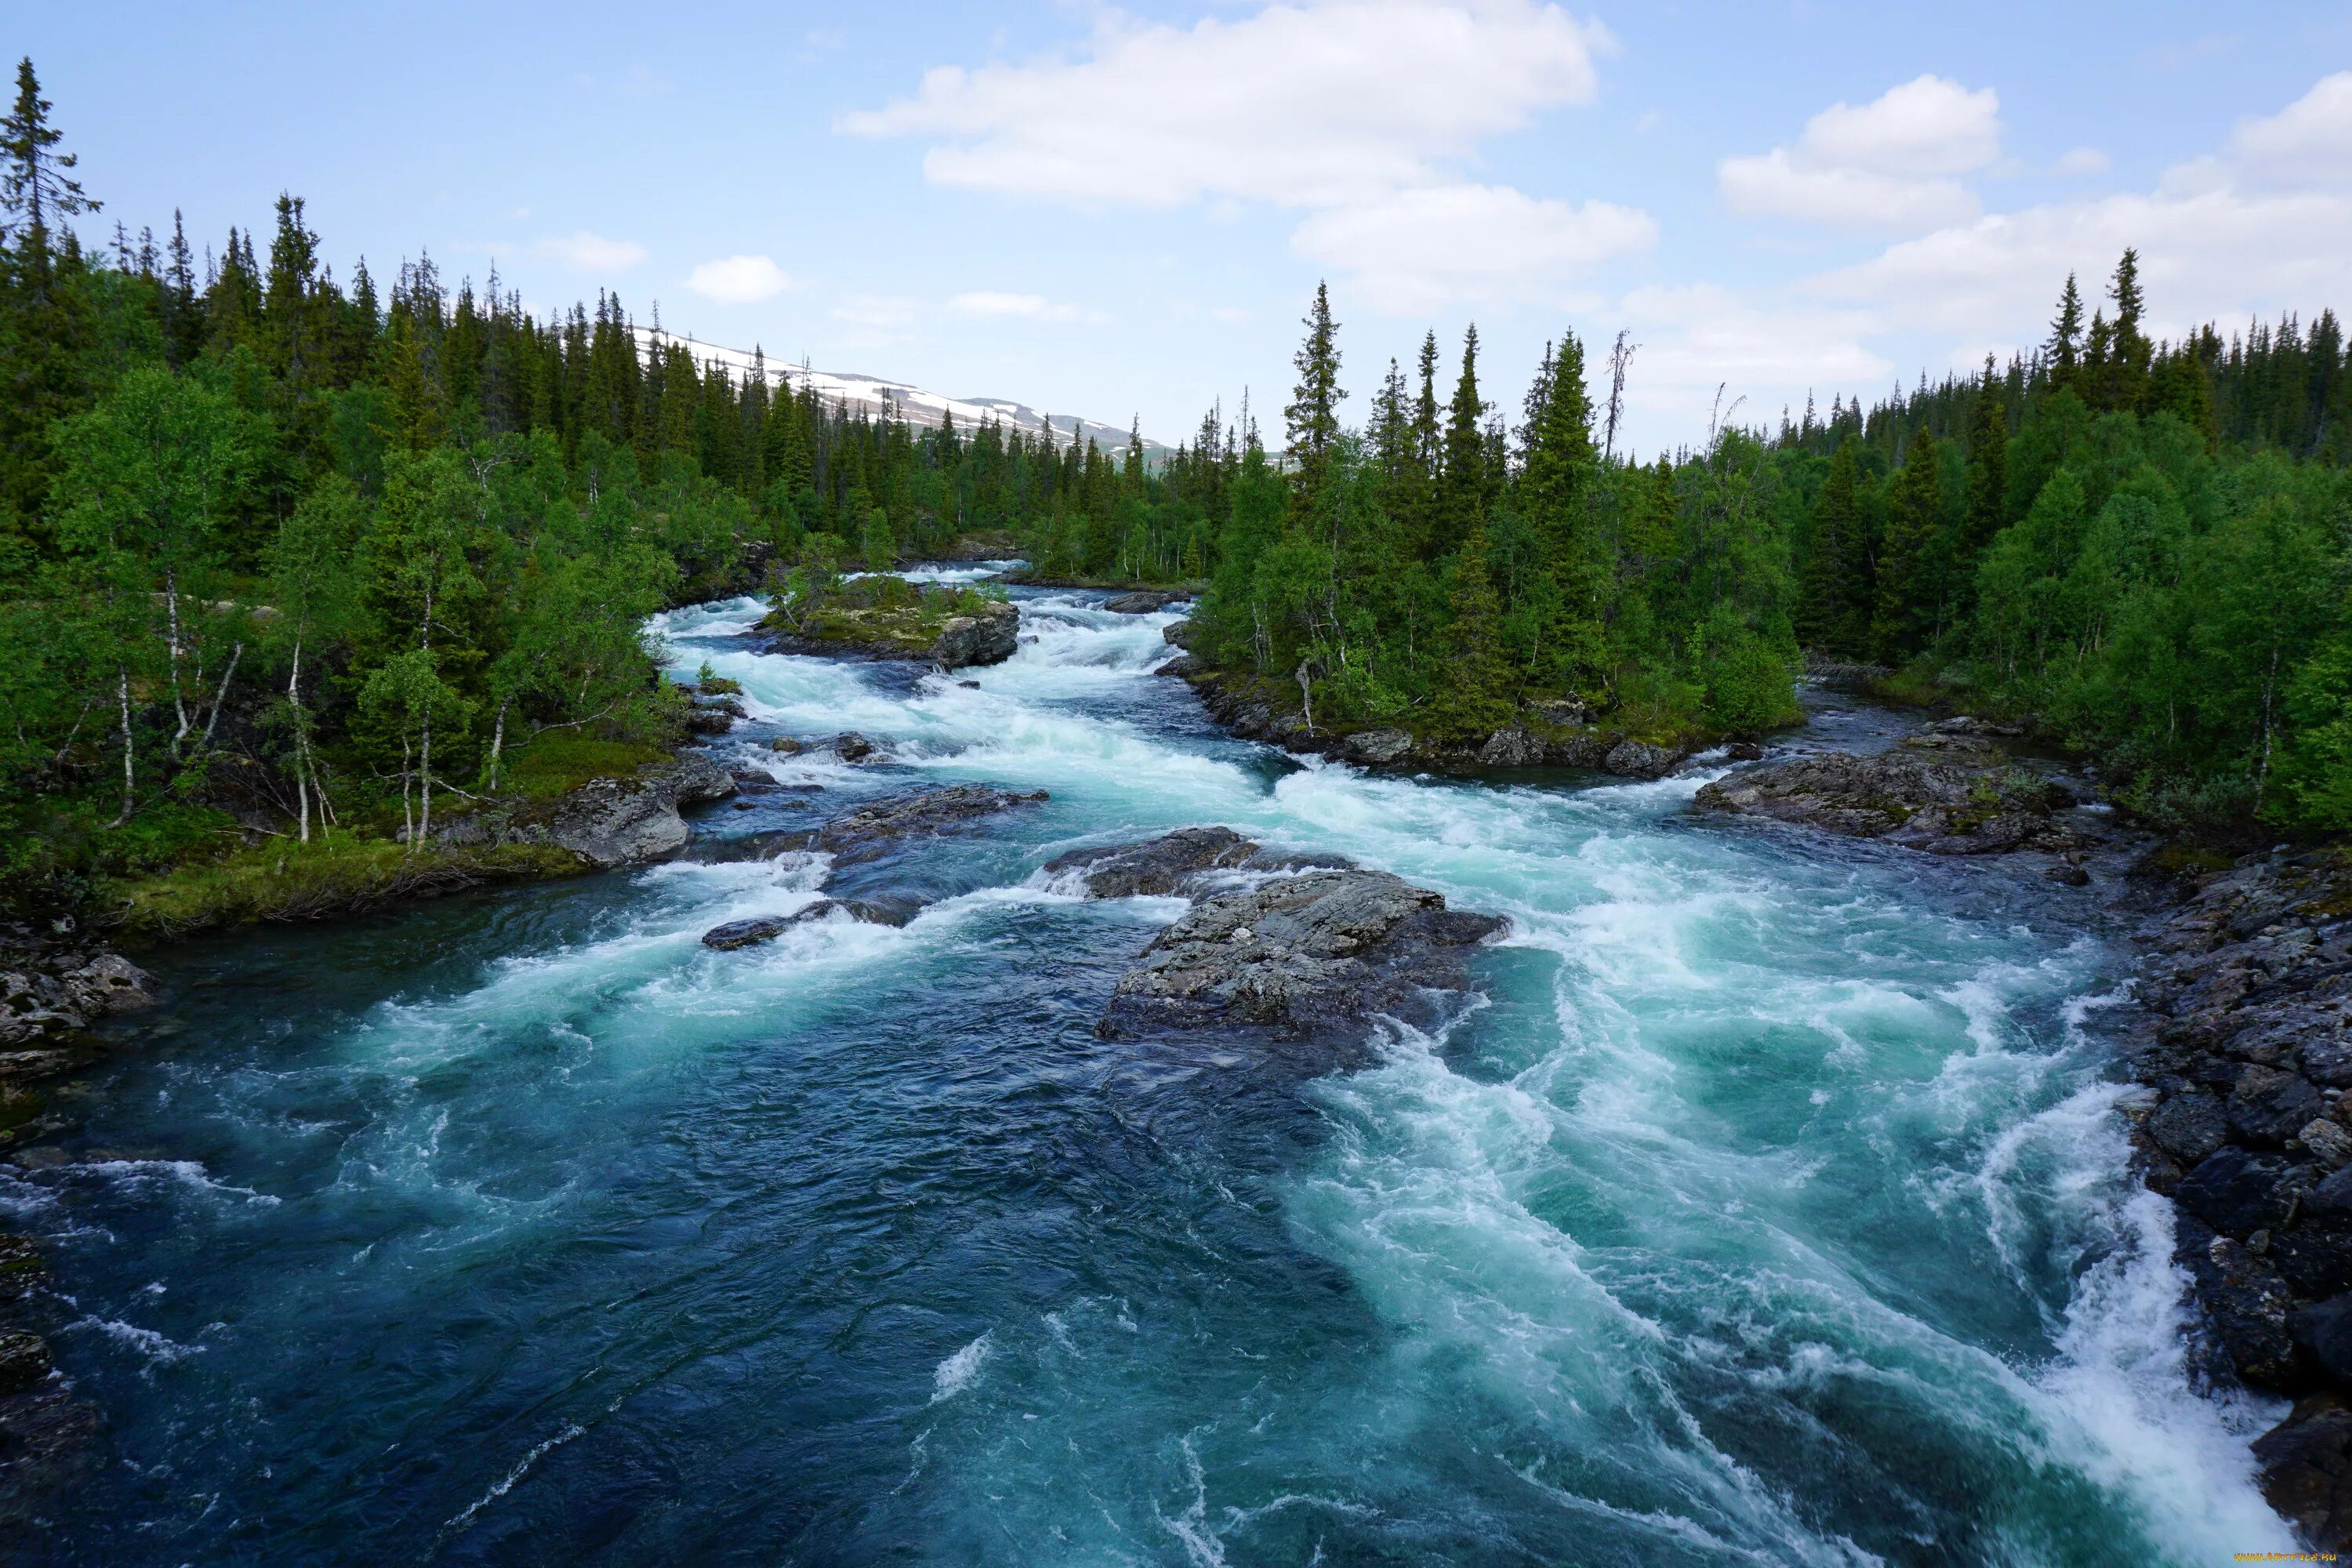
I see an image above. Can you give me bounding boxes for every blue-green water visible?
[12,583,2294,1563]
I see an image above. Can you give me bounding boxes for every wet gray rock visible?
[546,757,736,870]
[2296,1297,2352,1385]
[769,735,804,754]
[1044,827,1258,898]
[1103,590,1184,614]
[1343,728,1414,766]
[0,944,157,1048]
[2149,1092,2229,1163]
[814,786,1049,865]
[2233,1065,2328,1145]
[833,732,876,761]
[2180,1218,2299,1385]
[702,898,916,951]
[1478,728,1544,768]
[929,601,1019,669]
[2259,1396,2352,1550]
[0,1330,49,1395]
[2178,1146,2303,1236]
[1692,749,2079,854]
[1604,740,1682,779]
[1099,867,1505,1040]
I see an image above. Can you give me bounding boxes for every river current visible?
[10,577,2298,1563]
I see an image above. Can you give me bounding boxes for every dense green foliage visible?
[0,62,1181,912]
[1189,256,2352,833]
[0,59,2344,923]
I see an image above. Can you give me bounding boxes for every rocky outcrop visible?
[812,786,1050,865]
[1098,864,1505,1041]
[2123,848,2352,1545]
[1692,745,2082,855]
[542,754,738,869]
[929,600,1019,669]
[1044,826,1258,897]
[1102,590,1185,614]
[1182,664,1690,781]
[701,897,916,951]
[0,940,154,1049]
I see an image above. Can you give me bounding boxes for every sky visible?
[17,1,2352,458]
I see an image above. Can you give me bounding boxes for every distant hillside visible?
[634,328,1170,457]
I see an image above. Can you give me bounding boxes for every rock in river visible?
[702,898,916,950]
[1098,865,1505,1040]
[929,601,1019,670]
[1692,748,2079,854]
[813,786,1051,865]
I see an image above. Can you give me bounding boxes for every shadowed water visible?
[8,585,2292,1564]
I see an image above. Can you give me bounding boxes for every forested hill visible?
[0,56,2347,920]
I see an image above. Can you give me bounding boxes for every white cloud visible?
[2231,70,2352,187]
[829,295,920,329]
[534,230,647,272]
[1291,183,1654,311]
[948,291,1109,324]
[1611,283,1890,443]
[844,1,1641,312]
[2055,146,2111,176]
[686,254,790,305]
[1719,75,2001,234]
[840,0,1611,210]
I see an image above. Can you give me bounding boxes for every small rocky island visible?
[757,575,1018,669]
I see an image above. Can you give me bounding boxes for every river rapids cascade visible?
[2,572,2305,1563]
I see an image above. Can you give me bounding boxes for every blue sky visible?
[19,2,2352,456]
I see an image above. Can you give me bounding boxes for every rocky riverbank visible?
[1690,704,2352,1548]
[2120,847,2352,1545]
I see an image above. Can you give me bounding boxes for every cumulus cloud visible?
[840,0,1610,209]
[533,230,647,272]
[2230,70,2352,188]
[1291,183,1653,312]
[686,254,789,305]
[948,291,1110,324]
[844,1,1636,310]
[1719,75,2000,234]
[1610,284,1889,445]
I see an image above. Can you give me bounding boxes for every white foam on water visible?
[440,1421,587,1538]
[931,1331,993,1403]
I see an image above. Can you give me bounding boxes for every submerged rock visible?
[1098,866,1504,1040]
[1692,748,2079,854]
[701,898,917,951]
[1102,590,1184,614]
[1044,827,1260,898]
[814,786,1050,865]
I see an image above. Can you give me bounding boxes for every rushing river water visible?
[10,579,2298,1564]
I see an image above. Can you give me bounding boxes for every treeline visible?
[1186,263,2351,832]
[0,61,1181,909]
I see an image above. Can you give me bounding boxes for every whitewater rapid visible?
[5,582,2293,1565]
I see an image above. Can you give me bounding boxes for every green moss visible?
[502,735,670,801]
[106,833,583,939]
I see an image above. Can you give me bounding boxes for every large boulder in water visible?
[1693,747,2078,854]
[929,601,1019,669]
[814,786,1049,865]
[702,897,917,950]
[549,756,739,869]
[1099,866,1504,1040]
[1044,827,1258,898]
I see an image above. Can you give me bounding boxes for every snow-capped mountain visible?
[634,328,1169,456]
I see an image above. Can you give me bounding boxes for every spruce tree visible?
[1798,439,1864,653]
[1435,518,1515,739]
[1437,325,1486,554]
[1961,369,2008,566]
[1871,431,1943,660]
[2046,274,2084,391]
[1283,281,1345,509]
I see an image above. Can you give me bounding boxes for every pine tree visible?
[1961,368,2007,566]
[1434,518,1515,739]
[1283,281,1345,508]
[1871,430,1943,660]
[1437,324,1486,554]
[2046,274,2085,391]
[1798,439,1864,653]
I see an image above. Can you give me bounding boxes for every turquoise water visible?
[10,584,2293,1563]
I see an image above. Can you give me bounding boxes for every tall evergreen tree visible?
[1283,280,1345,509]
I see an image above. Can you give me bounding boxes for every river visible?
[7,578,2297,1563]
